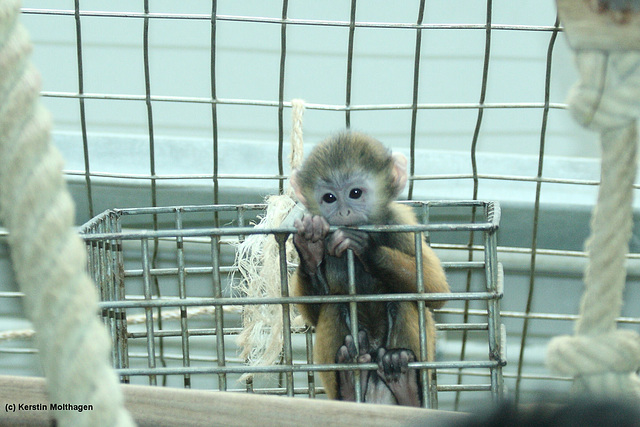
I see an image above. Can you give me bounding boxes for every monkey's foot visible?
[335,331,371,401]
[376,348,421,407]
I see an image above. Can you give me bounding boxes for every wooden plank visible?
[0,375,470,426]
[557,0,640,50]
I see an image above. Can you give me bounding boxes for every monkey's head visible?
[290,132,408,225]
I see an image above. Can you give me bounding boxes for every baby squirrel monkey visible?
[290,132,449,406]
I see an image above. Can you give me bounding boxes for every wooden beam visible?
[0,375,470,426]
[557,0,640,51]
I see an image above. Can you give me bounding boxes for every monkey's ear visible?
[290,170,307,205]
[391,152,408,194]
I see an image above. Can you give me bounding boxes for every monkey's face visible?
[313,173,377,226]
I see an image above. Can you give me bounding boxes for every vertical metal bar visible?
[345,0,357,129]
[96,219,112,348]
[407,0,426,200]
[211,235,226,391]
[455,0,492,410]
[73,0,94,218]
[346,249,362,402]
[103,215,118,369]
[276,233,294,396]
[175,209,191,388]
[143,1,164,384]
[515,15,561,403]
[484,203,503,400]
[414,232,436,408]
[305,328,316,398]
[141,238,157,386]
[114,212,129,383]
[277,0,289,194]
[210,1,220,226]
[235,205,253,393]
[143,0,157,213]
[237,205,247,241]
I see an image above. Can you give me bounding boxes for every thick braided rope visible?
[0,2,134,425]
[234,99,305,380]
[547,50,640,399]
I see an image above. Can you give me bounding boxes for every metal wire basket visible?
[79,200,503,410]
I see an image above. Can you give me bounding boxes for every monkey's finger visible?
[326,232,342,256]
[321,216,330,236]
[335,345,351,364]
[339,229,369,247]
[330,237,358,258]
[377,348,392,379]
[310,216,329,242]
[344,334,357,359]
[296,215,312,239]
[357,330,370,356]
[390,352,401,381]
[398,350,414,375]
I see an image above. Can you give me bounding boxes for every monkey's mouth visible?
[329,218,366,227]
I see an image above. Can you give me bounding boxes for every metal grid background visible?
[0,0,639,415]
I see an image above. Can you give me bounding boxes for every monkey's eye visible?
[322,193,337,203]
[349,188,363,199]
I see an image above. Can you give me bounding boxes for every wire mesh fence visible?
[0,0,639,414]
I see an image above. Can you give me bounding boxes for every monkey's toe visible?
[377,348,417,382]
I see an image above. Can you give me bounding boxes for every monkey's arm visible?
[326,203,449,308]
[367,242,449,309]
[291,268,326,326]
[292,214,332,326]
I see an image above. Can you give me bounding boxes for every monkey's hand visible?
[326,228,371,260]
[293,214,330,275]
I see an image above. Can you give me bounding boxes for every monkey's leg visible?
[314,304,350,400]
[335,331,374,401]
[377,302,431,407]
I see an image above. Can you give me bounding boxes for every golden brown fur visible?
[291,202,449,400]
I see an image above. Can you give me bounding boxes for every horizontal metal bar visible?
[436,369,572,382]
[117,204,267,216]
[435,307,640,324]
[99,291,500,310]
[120,259,482,278]
[117,359,501,377]
[61,169,631,190]
[437,323,488,331]
[79,200,489,223]
[124,321,475,339]
[21,8,562,32]
[436,384,492,392]
[81,222,496,241]
[434,243,639,261]
[40,91,566,111]
[0,292,24,298]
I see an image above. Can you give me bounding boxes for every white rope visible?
[233,99,305,381]
[0,2,134,425]
[547,50,640,399]
[289,99,305,172]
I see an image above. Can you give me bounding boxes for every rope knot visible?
[569,51,640,131]
[547,329,640,378]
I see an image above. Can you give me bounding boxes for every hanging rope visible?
[233,99,305,381]
[546,44,640,397]
[0,2,134,425]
